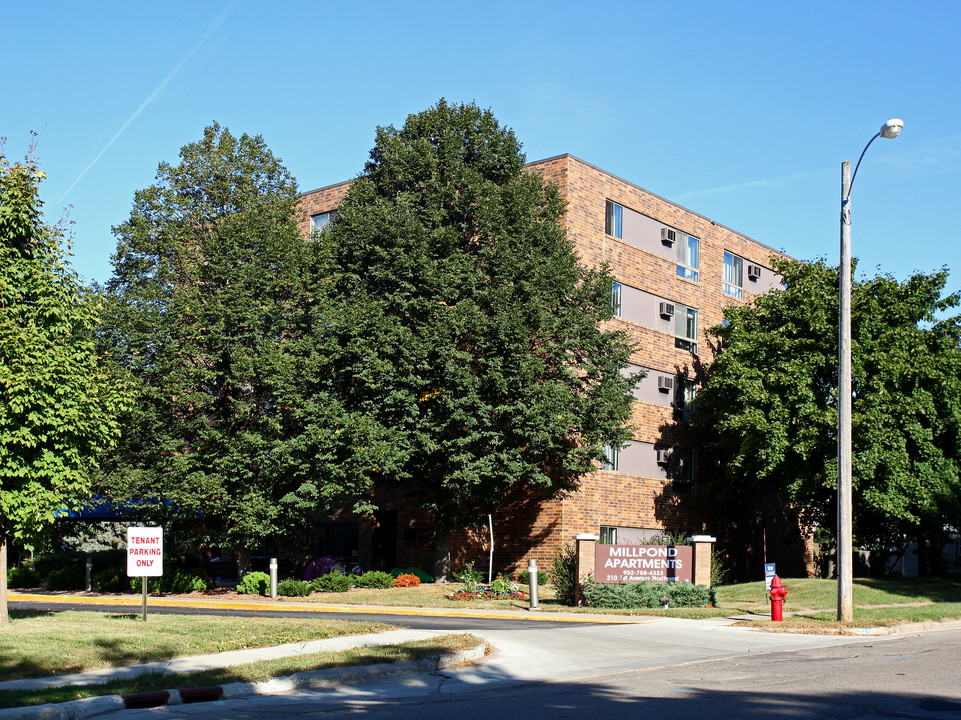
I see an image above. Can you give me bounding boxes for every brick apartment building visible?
[297,154,784,576]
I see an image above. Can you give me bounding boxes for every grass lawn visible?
[713,575,961,630]
[0,610,392,681]
[0,632,481,709]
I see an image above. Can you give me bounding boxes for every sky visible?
[5,1,960,291]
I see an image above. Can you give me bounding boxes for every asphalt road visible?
[109,629,961,720]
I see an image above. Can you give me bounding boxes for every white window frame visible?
[605,200,623,239]
[601,445,619,472]
[674,305,698,354]
[723,251,744,299]
[611,282,622,317]
[311,211,338,233]
[676,234,699,282]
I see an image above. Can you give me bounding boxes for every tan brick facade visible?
[298,155,785,577]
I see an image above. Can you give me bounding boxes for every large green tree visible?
[99,124,393,572]
[319,100,637,578]
[695,257,961,566]
[0,142,128,623]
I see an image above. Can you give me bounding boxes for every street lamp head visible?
[880,119,904,139]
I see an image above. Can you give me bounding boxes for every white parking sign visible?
[126,527,164,577]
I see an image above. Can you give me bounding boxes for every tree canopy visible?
[1,141,128,622]
[318,100,637,576]
[99,124,393,569]
[695,257,961,558]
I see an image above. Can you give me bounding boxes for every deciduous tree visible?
[0,141,127,623]
[695,257,961,566]
[99,125,393,572]
[319,100,637,578]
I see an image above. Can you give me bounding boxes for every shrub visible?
[162,568,212,593]
[127,568,212,594]
[582,581,714,609]
[237,571,271,596]
[45,564,86,591]
[454,562,482,593]
[550,544,578,606]
[277,578,311,597]
[7,566,41,588]
[390,566,434,583]
[454,562,483,585]
[393,573,421,588]
[516,569,548,586]
[310,571,352,593]
[93,566,128,593]
[354,571,394,589]
[490,574,519,596]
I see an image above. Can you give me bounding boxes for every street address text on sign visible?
[127,526,164,577]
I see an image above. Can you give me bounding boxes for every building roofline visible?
[299,153,784,259]
[299,178,351,197]
[528,153,784,258]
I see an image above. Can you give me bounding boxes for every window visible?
[605,200,623,239]
[601,445,619,471]
[676,234,699,282]
[675,305,698,354]
[311,211,338,233]
[674,379,698,422]
[599,526,617,545]
[611,282,622,317]
[723,251,743,299]
[671,449,696,492]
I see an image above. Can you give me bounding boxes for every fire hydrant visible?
[769,574,788,622]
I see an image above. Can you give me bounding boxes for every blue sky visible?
[6,1,960,290]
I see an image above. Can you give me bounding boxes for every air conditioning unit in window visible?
[659,302,675,319]
[747,264,762,280]
[657,376,674,393]
[655,447,670,466]
[661,228,676,246]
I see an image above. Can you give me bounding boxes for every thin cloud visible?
[58,2,239,204]
[675,170,825,202]
[876,133,961,180]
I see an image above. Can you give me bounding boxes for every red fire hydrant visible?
[770,574,788,622]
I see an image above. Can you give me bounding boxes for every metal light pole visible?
[837,118,903,622]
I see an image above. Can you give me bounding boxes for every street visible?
[64,608,961,720]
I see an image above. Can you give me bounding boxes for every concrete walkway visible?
[0,627,457,693]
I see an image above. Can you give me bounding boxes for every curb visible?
[0,644,489,719]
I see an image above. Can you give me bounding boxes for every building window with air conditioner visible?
[605,200,623,239]
[674,304,698,354]
[723,251,743,299]
[674,379,698,422]
[676,234,699,282]
[672,448,696,493]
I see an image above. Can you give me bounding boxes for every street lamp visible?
[838,118,902,622]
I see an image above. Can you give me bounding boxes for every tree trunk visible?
[916,534,929,577]
[1,530,9,625]
[433,529,450,583]
[235,547,252,578]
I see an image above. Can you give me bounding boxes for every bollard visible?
[528,559,539,611]
[769,574,788,622]
[269,558,278,599]
[85,556,93,592]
